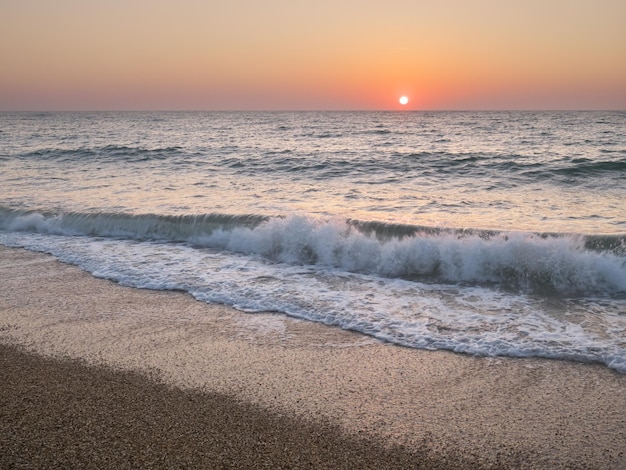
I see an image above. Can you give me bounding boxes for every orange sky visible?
[1,0,625,111]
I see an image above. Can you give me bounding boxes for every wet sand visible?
[1,246,625,469]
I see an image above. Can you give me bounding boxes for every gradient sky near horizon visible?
[2,0,625,111]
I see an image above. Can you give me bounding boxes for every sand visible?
[1,245,625,469]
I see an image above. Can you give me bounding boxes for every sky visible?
[1,0,625,111]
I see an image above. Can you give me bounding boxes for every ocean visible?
[1,111,625,373]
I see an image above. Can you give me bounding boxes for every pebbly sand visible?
[1,246,625,469]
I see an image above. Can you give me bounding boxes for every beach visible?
[1,245,625,469]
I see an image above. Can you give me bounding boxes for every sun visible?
[399,96,409,105]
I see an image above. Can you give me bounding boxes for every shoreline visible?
[1,245,625,468]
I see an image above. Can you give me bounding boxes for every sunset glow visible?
[1,0,625,111]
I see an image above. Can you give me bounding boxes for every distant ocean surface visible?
[1,111,625,372]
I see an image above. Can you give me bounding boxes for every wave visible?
[554,158,626,175]
[1,207,625,296]
[18,145,187,163]
[0,208,267,240]
[13,143,626,187]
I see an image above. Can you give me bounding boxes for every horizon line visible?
[2,108,625,113]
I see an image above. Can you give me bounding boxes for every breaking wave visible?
[2,207,624,296]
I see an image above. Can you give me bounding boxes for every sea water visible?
[1,111,624,372]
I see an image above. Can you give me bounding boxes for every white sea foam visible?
[2,231,624,373]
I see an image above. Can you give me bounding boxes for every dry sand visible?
[1,246,625,469]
